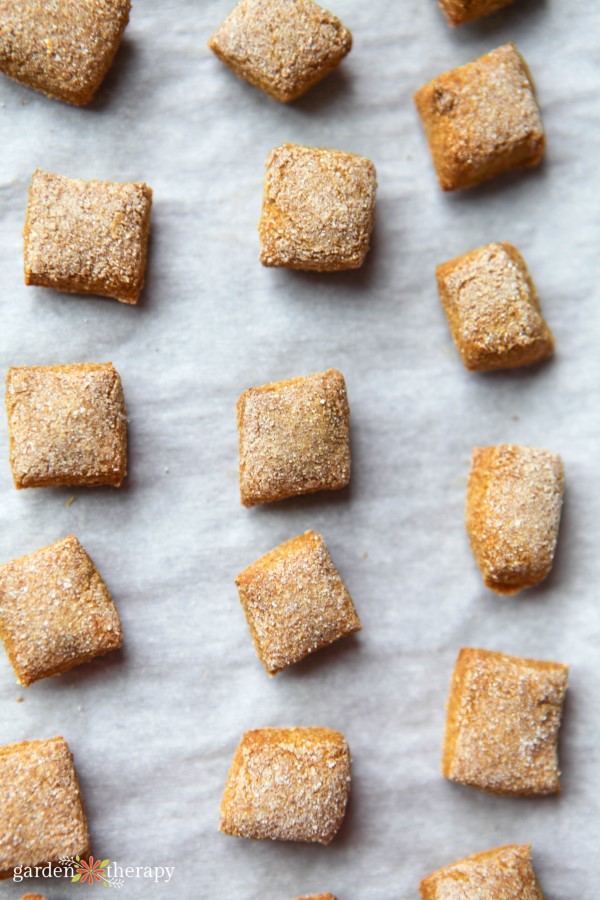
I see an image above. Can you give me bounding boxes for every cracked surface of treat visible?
[0,535,122,686]
[209,0,351,102]
[436,243,554,371]
[259,143,377,271]
[420,843,543,899]
[466,445,564,593]
[0,0,130,106]
[414,43,545,190]
[220,727,351,843]
[235,530,361,674]
[237,369,350,506]
[442,648,568,796]
[6,362,128,489]
[24,170,153,304]
[0,737,89,879]
[438,0,517,27]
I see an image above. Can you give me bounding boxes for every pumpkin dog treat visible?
[220,727,351,843]
[24,170,152,304]
[209,0,351,103]
[235,531,361,674]
[438,0,517,27]
[443,648,568,796]
[6,362,127,489]
[259,143,377,271]
[420,843,543,899]
[436,243,554,371]
[414,43,545,191]
[0,535,122,686]
[237,369,350,506]
[467,445,564,593]
[292,895,337,900]
[0,737,89,879]
[0,0,130,106]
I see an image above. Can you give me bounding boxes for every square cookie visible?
[436,243,554,371]
[24,170,152,304]
[237,369,350,506]
[259,143,377,271]
[6,362,128,489]
[220,727,351,843]
[0,535,122,686]
[420,844,543,899]
[0,737,89,879]
[0,0,130,106]
[209,0,351,102]
[414,43,545,190]
[442,648,569,796]
[235,531,361,674]
[438,0,517,27]
[467,445,564,593]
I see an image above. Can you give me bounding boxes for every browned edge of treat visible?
[439,0,517,28]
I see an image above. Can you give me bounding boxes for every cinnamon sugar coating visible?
[0,737,89,879]
[6,362,128,489]
[420,843,543,899]
[438,0,517,27]
[237,369,350,507]
[24,170,152,304]
[209,0,351,103]
[442,649,568,796]
[414,43,545,191]
[467,445,564,593]
[220,727,351,843]
[0,535,122,686]
[235,531,361,674]
[0,0,130,106]
[259,144,377,271]
[436,243,554,371]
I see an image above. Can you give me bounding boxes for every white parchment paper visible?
[0,1,599,897]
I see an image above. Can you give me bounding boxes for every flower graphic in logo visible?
[59,855,123,888]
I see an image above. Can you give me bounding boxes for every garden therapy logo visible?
[61,856,122,888]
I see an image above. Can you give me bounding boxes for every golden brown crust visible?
[442,648,568,797]
[0,737,90,879]
[259,143,377,271]
[0,0,130,106]
[21,895,48,899]
[414,43,545,191]
[420,844,543,898]
[466,445,564,593]
[438,0,517,27]
[220,727,351,843]
[0,535,122,686]
[208,0,351,103]
[6,362,128,489]
[237,369,350,506]
[235,530,361,674]
[436,243,554,371]
[24,170,153,305]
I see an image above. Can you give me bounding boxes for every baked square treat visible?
[436,243,554,371]
[220,727,351,843]
[438,0,517,27]
[235,530,361,674]
[0,0,130,106]
[21,895,47,899]
[467,445,564,593]
[292,895,337,899]
[237,369,350,506]
[6,362,128,489]
[442,648,568,796]
[0,535,122,686]
[24,170,152,304]
[0,737,89,879]
[420,844,543,899]
[414,43,545,191]
[259,143,377,271]
[209,0,351,103]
